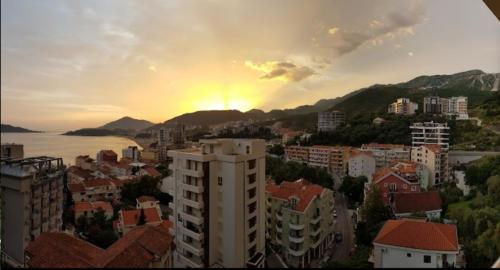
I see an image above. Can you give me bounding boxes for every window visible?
[248,173,256,184]
[248,159,256,170]
[248,187,256,199]
[424,255,431,263]
[218,177,223,186]
[246,146,250,154]
[407,253,412,258]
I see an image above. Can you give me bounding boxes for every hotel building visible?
[411,144,449,187]
[388,98,418,115]
[360,143,411,168]
[317,110,345,132]
[167,139,266,268]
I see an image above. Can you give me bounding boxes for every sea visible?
[1,132,142,166]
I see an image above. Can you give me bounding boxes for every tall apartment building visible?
[411,144,449,187]
[0,157,64,266]
[284,145,309,163]
[445,96,468,119]
[266,179,335,268]
[360,143,411,168]
[409,122,450,150]
[0,143,24,159]
[423,96,443,114]
[167,139,266,268]
[388,98,418,115]
[317,110,345,132]
[122,146,140,162]
[347,151,376,181]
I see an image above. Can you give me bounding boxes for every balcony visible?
[180,240,204,257]
[178,252,204,268]
[276,212,283,221]
[181,183,204,193]
[310,226,322,236]
[289,223,305,230]
[288,234,305,243]
[182,196,203,209]
[311,235,322,248]
[179,211,204,225]
[288,246,306,257]
[180,168,204,178]
[276,224,283,233]
[310,215,322,224]
[179,224,204,241]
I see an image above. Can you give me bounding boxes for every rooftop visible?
[266,179,325,212]
[121,208,162,226]
[374,220,458,252]
[392,191,442,214]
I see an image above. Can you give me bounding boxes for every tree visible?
[339,176,367,206]
[137,208,146,226]
[360,184,392,226]
[76,215,88,233]
[486,175,500,206]
[268,144,285,156]
[121,175,161,207]
[439,182,463,212]
[91,230,118,249]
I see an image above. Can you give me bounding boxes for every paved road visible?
[330,175,355,261]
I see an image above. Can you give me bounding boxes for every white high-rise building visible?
[1,157,65,267]
[167,139,266,268]
[388,98,418,115]
[409,121,450,150]
[445,96,469,119]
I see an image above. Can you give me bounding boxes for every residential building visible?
[411,144,449,186]
[348,151,376,181]
[67,165,95,183]
[308,145,331,170]
[423,96,444,114]
[391,191,443,220]
[285,145,310,163]
[122,146,141,162]
[96,150,118,165]
[0,143,24,159]
[0,157,64,266]
[329,146,351,176]
[388,98,418,115]
[141,148,159,162]
[265,179,335,268]
[360,143,411,168]
[136,195,161,210]
[116,207,163,235]
[24,221,174,268]
[167,139,266,268]
[317,110,345,132]
[388,160,430,189]
[74,201,113,223]
[410,122,450,150]
[444,96,468,119]
[372,220,462,268]
[68,178,122,203]
[282,130,304,144]
[370,168,421,205]
[75,155,96,170]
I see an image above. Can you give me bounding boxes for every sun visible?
[183,82,257,112]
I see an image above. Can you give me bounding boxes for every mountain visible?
[397,69,499,91]
[1,124,41,133]
[99,116,154,131]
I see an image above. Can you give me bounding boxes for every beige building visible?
[0,143,24,159]
[266,179,335,268]
[68,178,122,203]
[285,145,350,176]
[75,155,96,170]
[411,144,449,187]
[360,143,411,168]
[0,157,64,267]
[167,139,266,268]
[388,98,418,115]
[285,145,310,163]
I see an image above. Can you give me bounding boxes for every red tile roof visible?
[423,144,443,154]
[100,150,117,156]
[393,191,442,214]
[68,183,85,193]
[25,223,173,268]
[374,220,458,252]
[121,208,161,226]
[349,150,373,158]
[266,179,324,212]
[142,166,161,177]
[67,166,94,179]
[362,143,406,149]
[25,232,104,268]
[84,178,112,188]
[74,201,113,213]
[137,195,157,203]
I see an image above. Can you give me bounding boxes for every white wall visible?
[374,244,457,268]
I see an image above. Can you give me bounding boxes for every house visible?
[75,155,96,170]
[74,201,113,223]
[411,144,449,187]
[348,150,376,181]
[391,191,442,220]
[372,220,461,268]
[136,196,160,210]
[370,168,421,205]
[24,221,174,268]
[68,178,121,203]
[96,150,118,165]
[67,165,95,183]
[116,207,162,235]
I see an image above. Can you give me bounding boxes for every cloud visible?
[408,52,414,57]
[245,60,315,82]
[323,5,425,56]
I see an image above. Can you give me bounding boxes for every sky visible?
[1,0,499,131]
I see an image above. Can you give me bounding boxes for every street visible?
[329,175,355,261]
